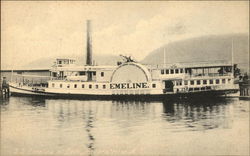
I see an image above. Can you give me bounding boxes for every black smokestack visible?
[86,20,92,65]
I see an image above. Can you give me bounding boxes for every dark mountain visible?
[142,34,249,73]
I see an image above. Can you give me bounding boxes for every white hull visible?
[9,83,239,100]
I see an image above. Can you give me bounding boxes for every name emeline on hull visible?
[110,83,149,90]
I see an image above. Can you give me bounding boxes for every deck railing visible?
[188,73,232,78]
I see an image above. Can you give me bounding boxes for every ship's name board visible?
[110,82,149,89]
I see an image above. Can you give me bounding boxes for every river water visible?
[0,97,249,155]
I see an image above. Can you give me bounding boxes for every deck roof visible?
[146,60,233,69]
[51,65,117,71]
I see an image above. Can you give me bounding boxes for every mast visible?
[231,38,234,77]
[10,67,14,82]
[163,47,166,67]
[86,20,92,66]
[10,55,14,83]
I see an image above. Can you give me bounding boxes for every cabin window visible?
[222,79,226,84]
[74,84,77,88]
[170,69,174,74]
[216,79,220,84]
[190,80,194,85]
[103,85,106,89]
[152,84,156,88]
[67,84,70,88]
[194,88,200,91]
[60,84,63,88]
[176,81,182,86]
[82,84,85,88]
[96,85,98,89]
[210,80,214,84]
[166,69,169,74]
[175,69,179,74]
[175,81,178,86]
[58,61,62,64]
[79,71,86,76]
[89,84,92,89]
[52,83,55,87]
[206,86,212,90]
[180,69,183,73]
[228,79,231,83]
[189,88,194,91]
[161,70,164,74]
[197,80,201,85]
[101,72,104,77]
[203,80,207,85]
[52,72,57,77]
[184,80,188,85]
[93,72,96,76]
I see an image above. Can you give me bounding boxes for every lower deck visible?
[9,81,238,101]
[10,86,238,101]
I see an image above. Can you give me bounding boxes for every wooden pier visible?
[1,77,10,99]
[239,79,250,100]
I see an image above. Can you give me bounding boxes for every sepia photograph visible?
[1,1,249,155]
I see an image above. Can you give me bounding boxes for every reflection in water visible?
[0,98,9,106]
[1,97,249,155]
[49,100,96,155]
[19,97,47,107]
[85,107,95,156]
[162,98,233,131]
[112,100,150,116]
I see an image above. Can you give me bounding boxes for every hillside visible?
[142,34,249,72]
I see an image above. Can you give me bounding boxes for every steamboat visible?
[9,21,239,99]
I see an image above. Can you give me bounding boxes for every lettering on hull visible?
[110,83,149,89]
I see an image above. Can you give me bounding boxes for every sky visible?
[1,1,249,69]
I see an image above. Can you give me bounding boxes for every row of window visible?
[52,83,107,89]
[112,90,151,95]
[188,86,212,92]
[174,86,213,93]
[161,68,184,75]
[51,83,157,89]
[175,78,231,86]
[58,59,75,64]
[79,71,105,77]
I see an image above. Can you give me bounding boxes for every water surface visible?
[1,97,249,155]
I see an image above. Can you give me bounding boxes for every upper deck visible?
[146,60,232,69]
[147,60,234,80]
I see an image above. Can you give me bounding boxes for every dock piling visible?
[1,77,10,99]
[239,79,250,99]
